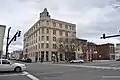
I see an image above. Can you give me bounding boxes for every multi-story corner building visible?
[23,8,76,62]
[115,43,120,60]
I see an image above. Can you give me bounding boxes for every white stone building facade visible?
[23,8,76,62]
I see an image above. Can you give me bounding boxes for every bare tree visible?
[57,37,79,61]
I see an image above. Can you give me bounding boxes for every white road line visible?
[102,76,120,78]
[45,63,120,70]
[0,73,25,77]
[23,71,40,80]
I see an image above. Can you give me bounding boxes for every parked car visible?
[0,59,26,72]
[70,59,84,63]
[22,58,32,63]
[116,59,120,61]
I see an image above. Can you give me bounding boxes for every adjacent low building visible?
[87,42,98,60]
[10,50,23,60]
[76,39,87,60]
[96,43,115,60]
[115,43,120,60]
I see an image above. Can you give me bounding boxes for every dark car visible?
[22,58,32,63]
[116,59,120,61]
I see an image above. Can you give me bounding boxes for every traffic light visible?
[103,33,105,39]
[18,31,21,37]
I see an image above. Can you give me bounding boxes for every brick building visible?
[96,43,115,60]
[76,39,87,60]
[87,42,98,60]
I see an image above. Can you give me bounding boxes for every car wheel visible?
[14,67,21,72]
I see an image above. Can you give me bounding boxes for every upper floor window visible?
[39,29,40,35]
[65,25,68,29]
[53,30,56,35]
[69,26,72,30]
[65,32,68,37]
[41,36,44,41]
[41,43,44,48]
[59,23,62,28]
[46,36,49,41]
[59,31,63,36]
[46,28,49,34]
[39,36,40,41]
[42,28,44,34]
[47,21,49,25]
[53,22,56,27]
[53,44,57,49]
[72,26,75,30]
[53,37,56,41]
[46,43,49,48]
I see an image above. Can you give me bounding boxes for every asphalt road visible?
[1,61,120,80]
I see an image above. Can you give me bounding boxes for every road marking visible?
[0,73,25,77]
[44,63,120,70]
[102,76,120,78]
[23,71,40,80]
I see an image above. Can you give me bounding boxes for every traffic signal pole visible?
[5,27,11,59]
[5,27,21,59]
[101,33,120,39]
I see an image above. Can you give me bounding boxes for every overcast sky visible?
[1,0,120,53]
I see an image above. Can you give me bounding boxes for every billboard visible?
[0,25,6,54]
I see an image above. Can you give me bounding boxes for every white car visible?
[70,59,84,63]
[0,59,26,72]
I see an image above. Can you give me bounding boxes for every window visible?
[39,36,40,41]
[59,31,63,36]
[53,30,56,35]
[65,32,68,37]
[46,28,49,34]
[42,28,44,34]
[53,44,56,49]
[47,21,49,25]
[53,22,56,27]
[69,26,72,30]
[53,37,56,41]
[41,36,44,41]
[46,36,49,41]
[38,44,40,49]
[46,43,49,48]
[36,39,37,43]
[2,60,10,64]
[39,30,40,35]
[65,25,68,29]
[66,38,68,43]
[36,45,37,50]
[41,43,44,48]
[72,26,74,30]
[59,23,62,28]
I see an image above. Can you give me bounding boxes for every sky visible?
[1,0,120,53]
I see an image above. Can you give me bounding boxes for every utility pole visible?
[5,27,21,59]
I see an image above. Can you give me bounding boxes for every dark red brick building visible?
[96,43,115,60]
[87,42,98,60]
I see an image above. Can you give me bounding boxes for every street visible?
[1,61,120,80]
